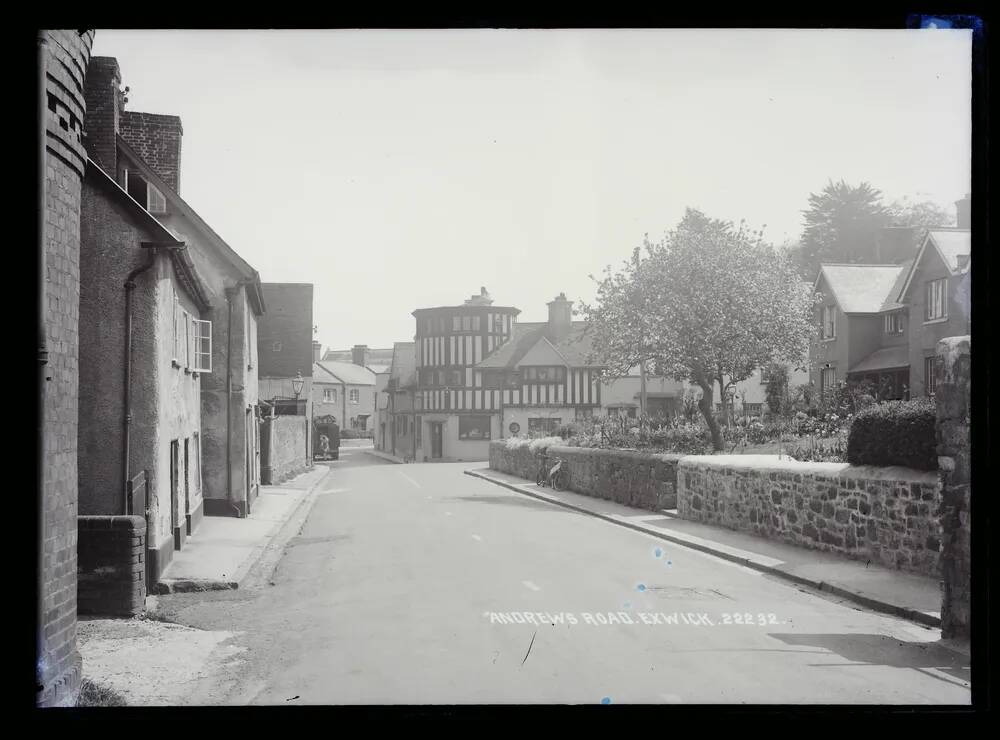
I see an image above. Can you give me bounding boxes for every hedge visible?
[846,398,937,470]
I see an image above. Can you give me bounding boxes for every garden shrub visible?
[846,398,937,470]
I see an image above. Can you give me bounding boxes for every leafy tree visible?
[583,209,817,450]
[886,197,955,231]
[797,180,891,278]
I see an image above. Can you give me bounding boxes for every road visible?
[156,445,971,705]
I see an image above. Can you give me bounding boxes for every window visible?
[449,369,462,386]
[453,316,461,331]
[147,183,167,214]
[760,366,771,384]
[172,295,181,365]
[192,320,212,372]
[925,278,947,321]
[523,366,566,383]
[821,305,836,339]
[462,316,472,331]
[183,311,191,369]
[473,316,481,331]
[925,356,938,396]
[528,417,561,434]
[459,415,492,440]
[821,367,836,393]
[323,388,337,403]
[350,388,359,404]
[416,416,422,446]
[743,403,763,416]
[884,311,904,334]
[492,315,504,333]
[575,407,594,421]
[273,341,282,352]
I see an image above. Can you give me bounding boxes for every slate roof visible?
[848,346,911,374]
[896,229,972,303]
[313,361,377,386]
[816,263,911,314]
[389,342,417,388]
[475,321,601,370]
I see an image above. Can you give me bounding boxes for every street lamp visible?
[292,371,304,400]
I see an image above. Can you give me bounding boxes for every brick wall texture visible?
[119,111,183,193]
[39,29,94,708]
[489,441,681,511]
[676,458,942,577]
[257,283,315,379]
[77,516,147,617]
[936,336,971,639]
[262,416,309,484]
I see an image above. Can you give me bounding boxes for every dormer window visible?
[124,170,168,215]
[883,311,905,335]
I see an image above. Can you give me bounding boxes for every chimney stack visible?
[464,286,494,306]
[352,344,368,367]
[119,111,183,194]
[83,57,124,178]
[313,341,322,363]
[955,194,971,230]
[547,293,573,340]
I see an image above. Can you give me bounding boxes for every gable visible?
[517,337,567,367]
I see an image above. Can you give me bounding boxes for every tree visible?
[577,239,659,414]
[886,197,955,230]
[797,180,891,278]
[584,209,817,450]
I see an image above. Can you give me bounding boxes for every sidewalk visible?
[153,465,332,593]
[365,447,405,464]
[466,467,946,630]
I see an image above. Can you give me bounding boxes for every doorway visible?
[170,440,180,550]
[430,422,443,459]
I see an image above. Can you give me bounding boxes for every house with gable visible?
[810,261,914,399]
[895,218,971,397]
[312,359,377,433]
[83,56,267,519]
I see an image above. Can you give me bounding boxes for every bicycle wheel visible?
[552,469,567,492]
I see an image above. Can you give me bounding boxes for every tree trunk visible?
[698,381,723,451]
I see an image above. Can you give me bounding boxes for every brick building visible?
[79,157,212,587]
[83,56,266,518]
[38,28,95,708]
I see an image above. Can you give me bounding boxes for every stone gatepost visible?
[935,336,970,640]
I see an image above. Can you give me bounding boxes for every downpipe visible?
[36,29,49,700]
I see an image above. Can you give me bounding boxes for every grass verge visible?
[76,678,128,707]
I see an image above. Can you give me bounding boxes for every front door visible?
[431,422,443,459]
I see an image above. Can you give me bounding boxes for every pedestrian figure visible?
[320,434,330,458]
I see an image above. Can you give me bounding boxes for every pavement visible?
[465,467,948,632]
[153,465,333,593]
[142,453,969,705]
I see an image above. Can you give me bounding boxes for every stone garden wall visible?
[489,442,681,511]
[676,455,941,576]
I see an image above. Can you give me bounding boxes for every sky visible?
[92,29,972,351]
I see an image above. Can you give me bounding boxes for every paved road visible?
[158,446,971,705]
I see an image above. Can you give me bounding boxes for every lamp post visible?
[292,371,304,400]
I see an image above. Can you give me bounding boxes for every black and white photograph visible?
[36,20,983,710]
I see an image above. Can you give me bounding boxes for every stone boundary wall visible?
[489,441,681,511]
[77,516,146,617]
[262,416,309,485]
[936,336,970,639]
[676,455,941,576]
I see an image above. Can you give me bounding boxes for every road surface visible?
[157,446,971,705]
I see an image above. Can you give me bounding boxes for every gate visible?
[126,469,151,593]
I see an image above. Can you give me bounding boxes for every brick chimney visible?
[313,341,322,363]
[352,344,368,367]
[82,57,124,177]
[955,194,971,229]
[547,293,573,340]
[119,111,183,194]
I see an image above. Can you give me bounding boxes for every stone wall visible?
[936,336,970,639]
[489,441,681,511]
[77,516,147,617]
[676,455,941,576]
[39,28,95,709]
[262,415,309,485]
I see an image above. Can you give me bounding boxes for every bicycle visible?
[536,454,568,492]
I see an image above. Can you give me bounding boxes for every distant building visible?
[312,360,377,433]
[322,344,394,373]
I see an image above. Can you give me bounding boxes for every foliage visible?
[797,180,891,278]
[77,679,128,707]
[581,208,818,451]
[764,363,790,415]
[887,197,955,231]
[504,436,564,453]
[781,431,848,463]
[846,398,937,470]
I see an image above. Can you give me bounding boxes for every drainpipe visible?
[122,247,158,512]
[224,286,241,517]
[37,29,48,700]
[124,241,184,514]
[412,388,417,462]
